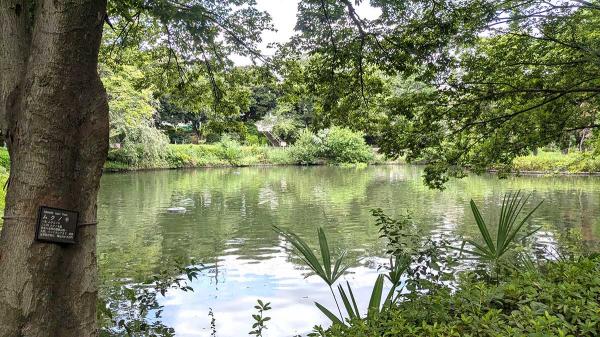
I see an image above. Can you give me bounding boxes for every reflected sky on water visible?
[98,165,600,336]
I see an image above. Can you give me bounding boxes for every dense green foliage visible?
[288,127,374,165]
[272,192,600,336]
[105,126,377,169]
[106,143,295,169]
[107,142,377,171]
[100,0,277,165]
[320,257,600,337]
[101,0,600,187]
[288,0,600,188]
[321,127,374,164]
[289,130,323,165]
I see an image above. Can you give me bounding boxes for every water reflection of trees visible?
[98,166,600,293]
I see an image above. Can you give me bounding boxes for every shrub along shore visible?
[105,127,394,171]
[105,144,394,171]
[321,256,600,336]
[105,143,299,171]
[105,146,600,175]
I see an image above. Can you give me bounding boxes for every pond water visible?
[98,165,600,337]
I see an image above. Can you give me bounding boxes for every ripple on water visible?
[97,165,600,336]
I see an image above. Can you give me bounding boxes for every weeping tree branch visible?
[164,24,186,84]
[339,0,368,104]
[319,0,340,100]
[164,0,268,63]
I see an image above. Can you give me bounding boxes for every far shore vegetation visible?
[109,145,600,175]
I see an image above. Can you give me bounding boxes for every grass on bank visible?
[105,143,295,170]
[512,150,600,174]
[105,144,393,171]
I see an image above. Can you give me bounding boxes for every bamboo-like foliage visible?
[274,225,409,325]
[273,225,351,319]
[273,226,350,286]
[459,191,543,277]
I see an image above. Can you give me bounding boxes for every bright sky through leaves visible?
[231,0,382,65]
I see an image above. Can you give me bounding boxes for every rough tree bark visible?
[0,1,108,336]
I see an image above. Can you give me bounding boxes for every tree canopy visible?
[289,0,600,188]
[103,0,600,188]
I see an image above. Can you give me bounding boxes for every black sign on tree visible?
[35,206,78,244]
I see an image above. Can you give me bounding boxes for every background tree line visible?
[103,0,600,188]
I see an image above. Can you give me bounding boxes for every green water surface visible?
[97,165,600,336]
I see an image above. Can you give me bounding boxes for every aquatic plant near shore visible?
[273,225,411,326]
[249,299,272,336]
[273,226,351,318]
[457,191,543,281]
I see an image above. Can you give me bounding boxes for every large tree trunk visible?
[0,1,108,336]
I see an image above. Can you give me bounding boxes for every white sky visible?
[231,0,381,65]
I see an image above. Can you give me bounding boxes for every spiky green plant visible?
[459,190,543,279]
[315,275,387,326]
[312,254,410,325]
[273,226,351,286]
[274,226,410,325]
[273,226,351,318]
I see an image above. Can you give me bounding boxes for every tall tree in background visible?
[0,0,270,335]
